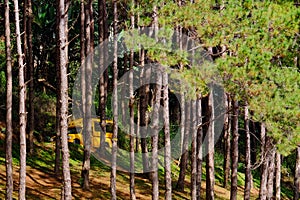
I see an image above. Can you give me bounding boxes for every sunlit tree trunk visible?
[151,67,162,200]
[13,0,27,198]
[110,1,118,199]
[191,100,197,200]
[82,0,94,190]
[294,146,300,200]
[259,125,269,200]
[230,99,239,200]
[206,91,215,200]
[163,70,172,200]
[275,152,281,200]
[267,148,276,199]
[176,100,190,191]
[5,0,13,198]
[223,93,231,189]
[244,103,251,199]
[57,0,72,198]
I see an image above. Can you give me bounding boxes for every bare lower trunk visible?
[151,67,162,200]
[5,0,13,198]
[244,104,251,199]
[58,0,72,198]
[110,2,118,199]
[196,95,203,200]
[275,152,281,200]
[230,99,238,200]
[163,71,172,199]
[82,0,94,190]
[206,91,215,200]
[14,0,27,198]
[176,101,190,191]
[294,146,300,200]
[267,148,276,200]
[191,100,197,200]
[223,93,231,189]
[259,126,269,200]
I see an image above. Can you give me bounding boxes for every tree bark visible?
[176,100,190,191]
[230,99,239,200]
[275,152,281,200]
[163,71,172,200]
[13,0,27,198]
[206,91,215,200]
[58,0,72,198]
[110,1,118,199]
[294,146,300,200]
[196,95,203,200]
[259,124,269,200]
[244,104,251,199]
[223,93,231,189]
[5,0,13,198]
[151,67,162,200]
[191,100,197,200]
[129,6,136,199]
[82,0,94,190]
[98,0,109,152]
[267,148,276,200]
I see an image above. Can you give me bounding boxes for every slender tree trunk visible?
[176,101,190,191]
[14,0,27,198]
[129,6,136,199]
[267,148,276,200]
[4,0,13,198]
[294,146,300,200]
[244,103,251,199]
[80,0,86,118]
[206,91,215,200]
[98,0,108,152]
[223,93,231,188]
[196,95,203,200]
[82,0,94,190]
[191,100,197,200]
[163,71,172,200]
[58,0,72,198]
[27,0,34,155]
[110,1,118,199]
[259,125,269,200]
[230,99,239,200]
[275,152,281,200]
[151,67,162,200]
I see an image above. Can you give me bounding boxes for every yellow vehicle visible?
[67,118,113,148]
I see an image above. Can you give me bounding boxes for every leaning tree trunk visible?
[57,0,72,198]
[5,0,13,198]
[244,103,251,199]
[294,145,300,200]
[13,0,27,198]
[230,99,239,200]
[110,1,118,199]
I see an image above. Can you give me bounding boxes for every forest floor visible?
[0,131,291,200]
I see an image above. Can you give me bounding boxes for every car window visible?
[68,127,81,134]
